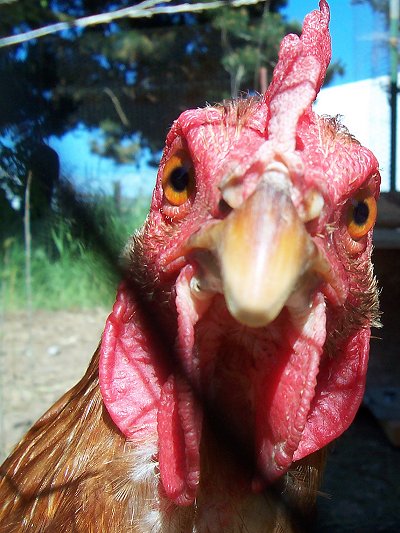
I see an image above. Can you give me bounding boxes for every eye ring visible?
[162,149,195,206]
[346,193,377,240]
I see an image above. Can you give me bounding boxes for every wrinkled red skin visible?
[99,0,380,509]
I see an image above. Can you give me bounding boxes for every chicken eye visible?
[347,194,377,240]
[162,150,195,206]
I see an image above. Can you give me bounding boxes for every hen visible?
[0,2,380,532]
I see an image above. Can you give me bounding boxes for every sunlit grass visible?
[1,195,150,311]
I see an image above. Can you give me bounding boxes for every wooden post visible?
[24,170,33,356]
[113,180,121,214]
[259,66,267,95]
[390,0,399,192]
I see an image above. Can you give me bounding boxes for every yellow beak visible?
[187,180,318,328]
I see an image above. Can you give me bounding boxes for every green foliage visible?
[0,193,150,311]
[0,1,303,210]
[90,120,141,164]
[0,0,344,215]
[213,7,288,96]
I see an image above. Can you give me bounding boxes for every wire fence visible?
[1,2,399,531]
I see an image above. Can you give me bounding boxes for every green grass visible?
[1,195,150,312]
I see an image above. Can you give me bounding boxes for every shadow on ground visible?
[315,407,400,533]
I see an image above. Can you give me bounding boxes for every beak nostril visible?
[219,172,245,209]
[218,198,233,218]
[302,190,324,223]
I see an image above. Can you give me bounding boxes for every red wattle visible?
[254,292,327,484]
[158,375,201,506]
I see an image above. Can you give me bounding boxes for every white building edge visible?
[314,77,392,192]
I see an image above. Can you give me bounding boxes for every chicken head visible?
[99,0,380,517]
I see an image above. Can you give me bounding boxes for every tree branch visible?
[0,0,264,48]
[103,88,130,127]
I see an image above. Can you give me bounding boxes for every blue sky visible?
[51,0,386,198]
[284,0,385,85]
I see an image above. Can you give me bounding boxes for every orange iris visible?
[347,193,377,240]
[162,150,195,206]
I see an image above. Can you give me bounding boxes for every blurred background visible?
[1,1,400,531]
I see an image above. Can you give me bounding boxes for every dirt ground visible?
[1,308,399,532]
[0,308,108,457]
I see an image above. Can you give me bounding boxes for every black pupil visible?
[170,166,189,192]
[353,200,369,226]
